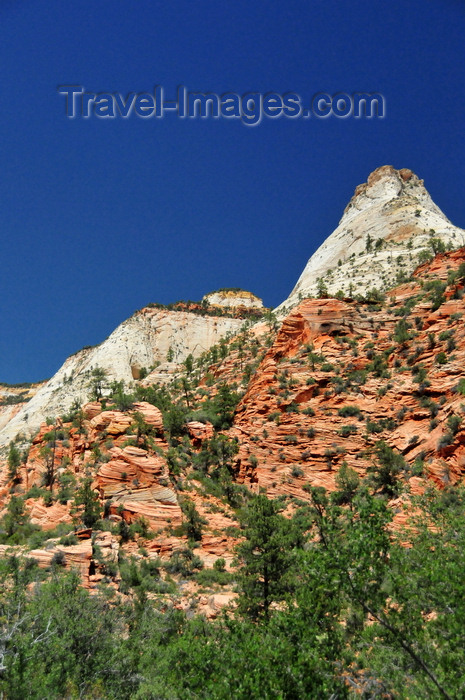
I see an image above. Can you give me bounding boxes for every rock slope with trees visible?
[0,167,465,697]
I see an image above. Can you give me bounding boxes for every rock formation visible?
[234,250,465,501]
[277,166,465,312]
[0,306,249,447]
[202,289,263,309]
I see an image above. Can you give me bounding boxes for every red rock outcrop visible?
[232,249,465,499]
[1,249,464,614]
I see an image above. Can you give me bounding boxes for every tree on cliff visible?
[317,278,328,298]
[367,440,405,497]
[7,442,21,481]
[71,478,101,529]
[209,383,240,429]
[194,435,239,476]
[1,497,31,540]
[88,367,108,400]
[130,411,154,448]
[235,494,302,621]
[180,497,206,542]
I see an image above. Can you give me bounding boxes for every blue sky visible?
[1,0,464,383]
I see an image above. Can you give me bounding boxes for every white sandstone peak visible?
[276,165,465,313]
[0,307,245,447]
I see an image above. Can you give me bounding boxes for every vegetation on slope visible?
[0,483,465,698]
[0,250,465,697]
[136,298,266,320]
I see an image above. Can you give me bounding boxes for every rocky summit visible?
[277,165,465,313]
[202,288,263,309]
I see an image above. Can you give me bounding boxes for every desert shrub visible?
[51,551,66,567]
[338,424,358,437]
[447,415,461,435]
[164,548,204,577]
[303,406,315,416]
[195,567,233,587]
[437,433,454,450]
[284,435,298,444]
[338,405,362,418]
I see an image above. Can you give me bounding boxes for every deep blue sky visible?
[1,0,464,383]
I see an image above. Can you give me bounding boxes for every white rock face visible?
[0,384,45,433]
[203,290,264,309]
[276,166,465,313]
[0,308,244,446]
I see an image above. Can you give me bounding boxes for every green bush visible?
[367,441,406,497]
[338,405,362,418]
[58,533,79,546]
[447,415,461,435]
[437,432,454,450]
[284,435,298,444]
[195,567,233,587]
[338,424,358,437]
[7,442,22,481]
[164,548,204,577]
[302,406,315,416]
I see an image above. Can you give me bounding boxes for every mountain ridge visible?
[2,164,464,448]
[0,302,260,447]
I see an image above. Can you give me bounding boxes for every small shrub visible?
[338,406,362,418]
[58,534,79,546]
[437,433,454,450]
[214,557,226,572]
[164,548,204,577]
[447,415,461,435]
[366,418,396,434]
[284,435,298,444]
[51,551,66,567]
[195,567,233,587]
[338,424,358,437]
